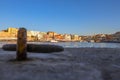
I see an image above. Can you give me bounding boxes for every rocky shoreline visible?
[0,48,120,80]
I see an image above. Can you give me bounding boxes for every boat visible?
[50,40,58,42]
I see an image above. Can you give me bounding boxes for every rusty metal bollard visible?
[16,28,27,60]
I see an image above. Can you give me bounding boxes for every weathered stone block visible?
[2,44,64,53]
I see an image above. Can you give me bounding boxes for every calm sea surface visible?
[1,42,120,48]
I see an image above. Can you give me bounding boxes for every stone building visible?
[71,34,79,41]
[37,32,47,41]
[112,32,120,42]
[63,34,71,41]
[0,27,18,40]
[7,27,18,34]
[47,31,57,40]
[54,34,64,41]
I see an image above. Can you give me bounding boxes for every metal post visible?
[16,28,27,60]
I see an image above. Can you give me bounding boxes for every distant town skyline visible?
[1,27,120,43]
[0,0,120,35]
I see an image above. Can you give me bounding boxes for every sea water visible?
[25,42,120,48]
[0,42,120,48]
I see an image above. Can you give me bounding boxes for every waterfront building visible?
[47,31,57,38]
[27,31,32,37]
[7,27,18,34]
[71,34,79,41]
[0,27,18,40]
[63,34,71,41]
[54,34,64,41]
[47,31,57,41]
[27,31,33,41]
[112,32,120,41]
[37,32,47,41]
[0,31,11,37]
[30,31,40,37]
[0,31,17,40]
[78,36,82,41]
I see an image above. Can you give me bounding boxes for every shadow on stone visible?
[101,70,112,80]
[8,58,33,62]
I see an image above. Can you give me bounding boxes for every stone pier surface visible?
[16,28,27,60]
[0,48,120,80]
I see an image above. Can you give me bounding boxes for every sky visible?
[0,0,120,35]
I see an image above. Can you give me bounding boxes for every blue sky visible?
[0,0,120,35]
